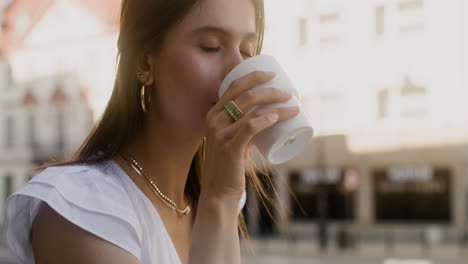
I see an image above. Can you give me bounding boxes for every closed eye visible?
[201,47,220,52]
[201,46,253,58]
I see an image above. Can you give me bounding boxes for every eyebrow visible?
[190,25,258,42]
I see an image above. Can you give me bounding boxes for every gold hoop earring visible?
[201,137,206,162]
[140,85,151,112]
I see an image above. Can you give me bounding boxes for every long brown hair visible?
[39,0,274,245]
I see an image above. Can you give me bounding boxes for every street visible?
[0,239,465,264]
[241,239,466,264]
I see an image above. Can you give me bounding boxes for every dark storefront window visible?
[3,174,13,223]
[242,170,276,236]
[290,169,356,221]
[374,167,451,222]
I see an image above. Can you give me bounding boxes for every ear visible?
[136,51,155,86]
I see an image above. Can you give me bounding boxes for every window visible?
[4,116,14,149]
[290,169,356,221]
[377,90,389,119]
[401,77,425,96]
[398,0,425,34]
[320,13,340,24]
[27,113,36,148]
[4,175,13,201]
[319,12,342,47]
[374,168,450,222]
[399,0,423,11]
[376,6,385,36]
[400,76,427,117]
[0,60,12,90]
[298,17,308,46]
[56,111,65,152]
[3,174,13,222]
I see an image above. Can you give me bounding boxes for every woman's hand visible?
[201,71,300,202]
[190,71,299,264]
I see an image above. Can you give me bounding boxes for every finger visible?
[255,106,300,122]
[234,87,293,115]
[212,71,276,112]
[213,105,300,130]
[213,106,300,160]
[231,113,280,151]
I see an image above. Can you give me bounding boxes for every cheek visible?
[174,49,220,98]
[161,48,221,122]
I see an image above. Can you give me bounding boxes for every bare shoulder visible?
[31,202,141,264]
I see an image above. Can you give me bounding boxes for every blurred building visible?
[0,0,120,225]
[245,0,468,243]
[0,0,120,119]
[0,0,466,245]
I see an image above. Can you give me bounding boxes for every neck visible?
[123,120,203,207]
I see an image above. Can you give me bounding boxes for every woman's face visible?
[147,0,257,137]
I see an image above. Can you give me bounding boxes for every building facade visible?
[244,0,468,241]
[0,0,119,225]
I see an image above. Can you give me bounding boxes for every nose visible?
[222,49,245,79]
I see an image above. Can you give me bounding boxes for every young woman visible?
[3,0,299,263]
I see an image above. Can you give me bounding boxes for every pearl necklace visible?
[120,153,191,216]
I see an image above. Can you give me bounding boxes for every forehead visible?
[176,0,257,38]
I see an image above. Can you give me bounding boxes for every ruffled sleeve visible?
[2,164,143,264]
[238,189,247,215]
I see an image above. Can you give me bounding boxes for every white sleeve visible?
[2,165,143,264]
[238,189,247,215]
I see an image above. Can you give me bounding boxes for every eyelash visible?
[201,47,253,58]
[201,47,220,52]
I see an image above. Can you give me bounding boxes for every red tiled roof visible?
[80,86,90,101]
[0,0,121,55]
[23,89,38,105]
[0,0,54,55]
[50,86,68,104]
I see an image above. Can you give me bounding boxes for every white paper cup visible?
[219,55,314,165]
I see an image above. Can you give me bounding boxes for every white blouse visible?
[2,159,247,264]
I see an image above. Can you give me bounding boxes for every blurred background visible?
[0,0,466,263]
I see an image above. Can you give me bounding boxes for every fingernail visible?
[265,71,276,77]
[289,107,300,113]
[268,113,279,121]
[281,90,292,97]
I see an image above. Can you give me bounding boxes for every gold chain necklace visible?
[120,153,191,216]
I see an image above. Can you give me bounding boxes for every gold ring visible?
[224,100,244,121]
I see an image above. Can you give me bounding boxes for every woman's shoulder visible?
[3,160,143,263]
[31,160,123,191]
[24,161,134,212]
[31,202,141,264]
